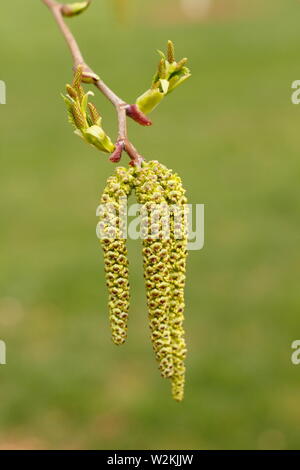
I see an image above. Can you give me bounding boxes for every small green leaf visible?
[167,72,191,94]
[81,91,94,114]
[157,50,166,60]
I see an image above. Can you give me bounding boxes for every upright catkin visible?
[134,163,174,379]
[148,161,188,401]
[99,166,135,345]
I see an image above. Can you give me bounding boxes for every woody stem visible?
[41,0,143,166]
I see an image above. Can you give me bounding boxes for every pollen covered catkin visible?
[148,161,188,402]
[99,161,188,401]
[133,163,174,379]
[99,166,135,345]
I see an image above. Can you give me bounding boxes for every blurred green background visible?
[0,0,300,450]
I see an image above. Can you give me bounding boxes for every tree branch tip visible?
[42,0,148,167]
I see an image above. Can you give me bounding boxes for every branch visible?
[41,0,150,166]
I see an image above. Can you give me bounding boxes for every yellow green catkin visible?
[99,161,188,401]
[99,166,135,345]
[148,161,188,402]
[134,163,174,379]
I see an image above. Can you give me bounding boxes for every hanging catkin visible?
[99,161,188,401]
[148,161,188,402]
[134,163,174,379]
[99,166,135,345]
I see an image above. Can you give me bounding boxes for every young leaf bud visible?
[61,1,91,18]
[167,70,191,95]
[84,125,115,153]
[136,88,164,115]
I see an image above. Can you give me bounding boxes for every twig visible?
[41,0,148,166]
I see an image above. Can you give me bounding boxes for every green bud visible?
[61,1,91,17]
[84,125,115,153]
[136,88,164,114]
[81,70,100,84]
[63,73,115,154]
[138,42,191,115]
